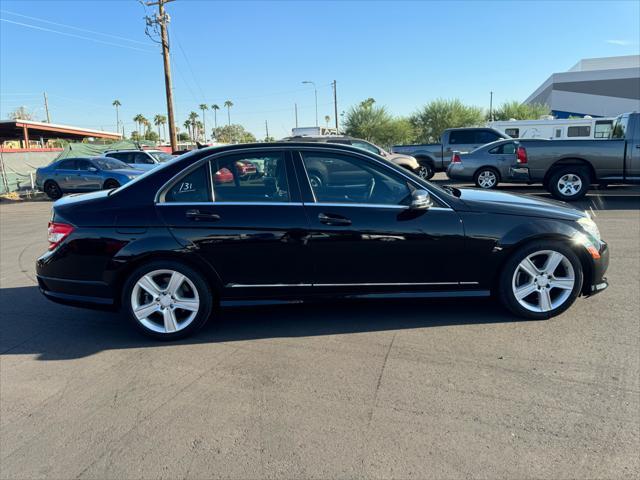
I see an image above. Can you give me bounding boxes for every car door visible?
[54,159,80,190]
[75,159,102,191]
[132,152,156,167]
[155,149,313,298]
[295,149,465,293]
[487,142,517,178]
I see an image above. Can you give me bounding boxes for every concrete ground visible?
[1,185,639,479]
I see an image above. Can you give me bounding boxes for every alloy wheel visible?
[557,174,583,197]
[477,170,497,188]
[417,165,431,179]
[511,250,575,313]
[130,269,200,334]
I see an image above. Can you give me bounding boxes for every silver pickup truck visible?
[391,127,508,179]
[507,112,640,200]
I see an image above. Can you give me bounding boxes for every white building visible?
[525,55,640,118]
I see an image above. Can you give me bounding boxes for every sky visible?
[1,0,639,139]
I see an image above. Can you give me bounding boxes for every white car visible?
[103,149,174,171]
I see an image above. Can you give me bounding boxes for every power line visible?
[0,9,152,46]
[0,18,156,53]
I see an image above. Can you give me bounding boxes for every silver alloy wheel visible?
[557,173,582,197]
[130,269,200,334]
[477,170,497,188]
[511,250,575,313]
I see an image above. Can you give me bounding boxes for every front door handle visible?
[318,213,351,226]
[185,209,221,221]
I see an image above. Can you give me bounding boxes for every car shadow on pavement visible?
[0,285,524,361]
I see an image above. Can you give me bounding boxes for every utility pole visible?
[43,92,51,123]
[489,91,493,122]
[265,120,269,141]
[145,0,177,151]
[332,80,338,133]
[294,103,298,128]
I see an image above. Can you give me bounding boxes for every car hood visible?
[457,188,587,220]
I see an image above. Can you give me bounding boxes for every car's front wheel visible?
[498,241,583,319]
[103,179,120,190]
[123,261,213,339]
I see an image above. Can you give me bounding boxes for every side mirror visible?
[410,189,432,210]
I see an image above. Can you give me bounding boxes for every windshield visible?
[93,157,130,170]
[149,151,174,163]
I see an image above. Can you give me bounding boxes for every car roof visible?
[184,141,378,159]
[281,135,355,142]
[104,149,145,153]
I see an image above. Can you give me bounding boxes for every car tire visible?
[122,260,214,340]
[548,167,590,201]
[498,241,583,320]
[416,162,435,180]
[44,181,63,200]
[103,179,120,190]
[474,167,500,189]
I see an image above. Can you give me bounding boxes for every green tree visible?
[211,104,220,128]
[133,114,146,139]
[177,132,190,142]
[199,104,208,140]
[324,115,331,127]
[183,120,193,141]
[212,124,256,144]
[145,130,159,142]
[410,98,484,143]
[224,100,233,126]
[491,101,551,121]
[343,98,413,148]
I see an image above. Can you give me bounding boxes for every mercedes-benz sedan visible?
[36,142,609,339]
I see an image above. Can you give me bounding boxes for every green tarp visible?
[54,140,158,160]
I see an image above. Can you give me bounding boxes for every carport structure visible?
[0,119,121,149]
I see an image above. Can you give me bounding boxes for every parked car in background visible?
[37,142,609,340]
[282,135,423,176]
[446,139,528,189]
[489,116,615,140]
[36,157,144,200]
[103,149,174,171]
[391,128,509,179]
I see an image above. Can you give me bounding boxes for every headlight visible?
[577,216,601,243]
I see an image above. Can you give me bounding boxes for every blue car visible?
[36,156,145,200]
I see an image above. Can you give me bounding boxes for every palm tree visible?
[199,104,208,141]
[224,100,233,126]
[324,115,331,128]
[133,114,145,138]
[154,114,167,140]
[188,111,199,141]
[183,120,193,141]
[211,104,220,129]
[112,100,121,133]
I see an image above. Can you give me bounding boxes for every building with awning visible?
[0,119,121,149]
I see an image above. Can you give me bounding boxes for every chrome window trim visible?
[157,201,304,207]
[154,145,455,209]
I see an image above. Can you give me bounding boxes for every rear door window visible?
[210,151,290,203]
[449,131,476,145]
[476,130,503,144]
[58,159,77,170]
[164,164,212,203]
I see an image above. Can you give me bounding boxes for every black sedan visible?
[36,142,609,339]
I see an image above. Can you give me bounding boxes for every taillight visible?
[47,222,74,250]
[452,153,462,164]
[517,146,527,164]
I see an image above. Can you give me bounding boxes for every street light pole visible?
[302,80,317,127]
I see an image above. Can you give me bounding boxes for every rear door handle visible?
[185,209,221,221]
[318,213,351,226]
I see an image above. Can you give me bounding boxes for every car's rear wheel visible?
[499,241,583,319]
[416,162,434,180]
[103,179,120,190]
[474,167,500,189]
[44,181,62,200]
[548,167,590,201]
[123,261,213,340]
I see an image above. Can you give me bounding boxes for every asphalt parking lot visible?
[1,184,639,479]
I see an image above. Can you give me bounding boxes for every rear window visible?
[164,164,212,203]
[449,131,476,144]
